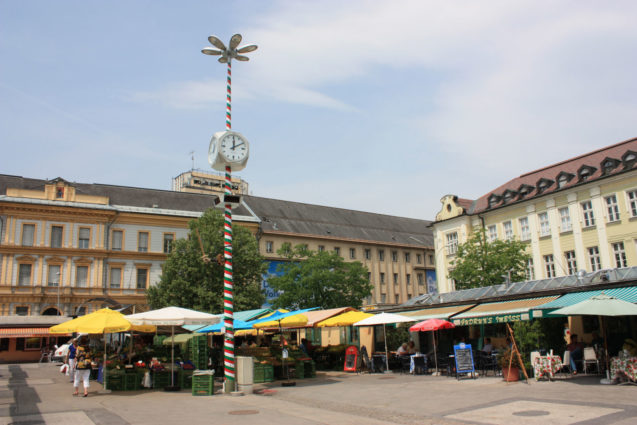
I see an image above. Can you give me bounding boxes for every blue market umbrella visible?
[197,319,254,333]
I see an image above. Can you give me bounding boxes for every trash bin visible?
[236,356,254,393]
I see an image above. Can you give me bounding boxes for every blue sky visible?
[1,1,636,219]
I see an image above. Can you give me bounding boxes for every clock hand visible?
[233,142,245,149]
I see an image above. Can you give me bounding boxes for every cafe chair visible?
[400,356,411,374]
[583,347,600,374]
[412,356,427,375]
[39,348,52,363]
[530,351,540,378]
[560,350,574,376]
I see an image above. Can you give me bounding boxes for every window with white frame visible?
[605,194,620,222]
[349,248,356,259]
[613,242,627,268]
[526,258,535,280]
[565,250,577,275]
[392,251,398,262]
[380,272,385,284]
[334,247,341,256]
[503,221,513,240]
[47,264,61,286]
[539,212,550,237]
[378,250,385,261]
[488,225,498,241]
[628,190,637,217]
[163,234,174,254]
[446,232,458,255]
[112,230,123,251]
[18,263,32,286]
[138,232,149,252]
[404,252,410,263]
[265,241,273,253]
[78,227,90,249]
[581,201,595,227]
[544,254,556,278]
[110,267,122,289]
[136,268,148,289]
[75,265,88,287]
[559,207,572,232]
[21,224,35,246]
[364,248,371,259]
[588,246,601,271]
[318,245,325,252]
[519,217,530,241]
[50,226,63,248]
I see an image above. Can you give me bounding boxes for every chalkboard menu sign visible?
[453,343,475,377]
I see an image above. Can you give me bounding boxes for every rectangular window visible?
[334,247,340,256]
[544,254,555,278]
[613,242,627,268]
[78,227,90,249]
[417,273,424,285]
[526,258,535,280]
[428,254,433,264]
[112,230,123,251]
[75,266,88,287]
[18,264,32,286]
[393,273,398,284]
[47,265,61,286]
[364,248,371,260]
[539,212,550,237]
[378,250,384,261]
[110,268,122,289]
[318,245,325,252]
[136,268,148,289]
[138,232,149,252]
[559,207,572,232]
[21,223,35,246]
[417,254,423,264]
[503,221,513,240]
[15,306,29,316]
[519,217,530,241]
[581,201,595,227]
[380,272,385,284]
[50,226,63,248]
[565,250,577,275]
[163,234,174,254]
[265,241,273,253]
[606,194,620,222]
[392,251,398,262]
[406,274,411,285]
[488,225,497,241]
[404,252,411,263]
[588,246,601,272]
[628,190,637,217]
[446,232,458,255]
[395,294,399,304]
[349,248,356,259]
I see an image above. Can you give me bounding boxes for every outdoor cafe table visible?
[533,355,563,380]
[611,356,637,382]
[410,354,426,374]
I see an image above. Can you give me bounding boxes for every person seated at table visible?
[407,341,417,355]
[397,343,409,356]
[567,334,584,374]
[482,338,494,354]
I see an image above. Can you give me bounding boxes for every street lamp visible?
[56,272,61,316]
[202,34,257,394]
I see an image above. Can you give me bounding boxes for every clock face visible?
[220,133,248,162]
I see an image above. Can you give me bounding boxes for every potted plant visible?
[498,347,524,382]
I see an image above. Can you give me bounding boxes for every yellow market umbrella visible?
[50,308,155,334]
[253,313,309,329]
[315,310,373,327]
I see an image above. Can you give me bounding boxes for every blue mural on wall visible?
[261,260,285,307]
[426,270,438,295]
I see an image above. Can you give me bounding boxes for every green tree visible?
[147,209,266,312]
[267,243,372,309]
[448,228,530,290]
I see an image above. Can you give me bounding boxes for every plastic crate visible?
[264,364,274,382]
[295,361,305,379]
[192,372,214,396]
[180,369,194,389]
[106,371,124,391]
[253,365,265,383]
[124,373,139,391]
[152,371,171,389]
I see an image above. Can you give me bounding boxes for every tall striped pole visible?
[222,60,235,392]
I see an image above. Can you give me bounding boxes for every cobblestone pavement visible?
[1,363,637,425]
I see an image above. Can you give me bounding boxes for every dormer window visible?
[487,194,501,209]
[556,172,575,189]
[502,190,517,204]
[518,184,535,199]
[536,178,554,194]
[622,150,637,169]
[578,165,597,182]
[601,157,621,175]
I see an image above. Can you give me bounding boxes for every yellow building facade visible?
[433,137,637,293]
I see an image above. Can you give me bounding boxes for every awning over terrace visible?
[532,286,637,318]
[398,304,476,322]
[451,296,559,326]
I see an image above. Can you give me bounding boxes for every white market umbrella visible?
[552,293,637,382]
[354,312,414,372]
[126,307,220,388]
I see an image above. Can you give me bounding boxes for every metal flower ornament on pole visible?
[202,34,257,394]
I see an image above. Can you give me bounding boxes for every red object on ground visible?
[409,318,455,332]
[344,346,359,372]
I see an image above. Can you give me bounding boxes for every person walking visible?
[66,339,78,383]
[73,338,92,397]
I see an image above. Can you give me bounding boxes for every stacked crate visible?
[180,369,194,389]
[192,371,215,396]
[152,371,171,389]
[189,335,208,369]
[106,370,124,391]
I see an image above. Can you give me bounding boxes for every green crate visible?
[124,373,139,391]
[253,365,265,383]
[106,371,124,391]
[152,371,171,389]
[192,373,214,396]
[295,361,305,379]
[264,364,274,382]
[180,369,194,389]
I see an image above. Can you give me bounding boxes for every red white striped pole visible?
[222,60,235,392]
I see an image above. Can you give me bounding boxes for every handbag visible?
[60,364,68,374]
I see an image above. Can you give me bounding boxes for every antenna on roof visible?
[189,151,195,170]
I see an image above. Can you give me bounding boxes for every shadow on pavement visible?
[8,364,44,424]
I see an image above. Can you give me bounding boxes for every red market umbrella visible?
[409,319,455,373]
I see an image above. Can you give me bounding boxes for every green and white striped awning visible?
[451,296,559,326]
[397,304,476,322]
[532,286,637,317]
